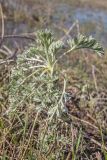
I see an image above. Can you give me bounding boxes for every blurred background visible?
[1,0,107,46]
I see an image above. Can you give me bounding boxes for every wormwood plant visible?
[6,29,105,159]
[9,29,104,121]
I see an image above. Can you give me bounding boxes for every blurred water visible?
[53,5,107,47]
[74,8,107,46]
[75,8,107,27]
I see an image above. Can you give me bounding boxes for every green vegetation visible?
[1,29,106,160]
[9,30,104,118]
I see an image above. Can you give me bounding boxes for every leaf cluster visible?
[9,29,104,121]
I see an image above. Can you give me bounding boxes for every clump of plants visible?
[3,29,105,159]
[9,29,104,117]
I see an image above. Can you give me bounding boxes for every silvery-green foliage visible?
[9,30,64,119]
[68,34,104,56]
[9,29,104,121]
